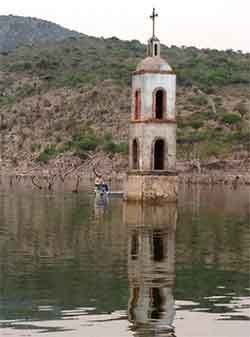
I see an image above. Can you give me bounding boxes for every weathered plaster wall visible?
[132,73,176,119]
[129,123,176,170]
[129,71,177,171]
[124,174,178,202]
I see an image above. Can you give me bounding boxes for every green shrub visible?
[190,120,204,129]
[63,73,85,87]
[225,131,250,145]
[197,141,231,159]
[9,61,32,72]
[36,58,59,71]
[36,146,58,163]
[103,140,116,153]
[16,85,36,98]
[221,113,242,125]
[214,96,223,104]
[103,132,113,142]
[0,95,16,106]
[76,136,98,151]
[60,141,73,152]
[116,142,129,154]
[189,95,207,106]
[74,149,89,160]
[102,139,128,154]
[62,129,99,158]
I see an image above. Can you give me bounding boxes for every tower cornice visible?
[133,69,175,76]
[130,118,177,124]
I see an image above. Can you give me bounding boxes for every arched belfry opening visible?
[154,139,165,170]
[130,232,139,260]
[151,288,164,319]
[132,139,139,169]
[154,89,166,119]
[134,90,141,120]
[154,43,158,56]
[152,231,165,261]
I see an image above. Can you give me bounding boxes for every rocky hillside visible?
[0,15,81,53]
[0,18,249,175]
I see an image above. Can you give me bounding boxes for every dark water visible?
[0,185,249,337]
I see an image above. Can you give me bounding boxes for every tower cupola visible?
[135,8,172,75]
[148,8,160,57]
[147,36,161,57]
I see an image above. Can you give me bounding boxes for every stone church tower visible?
[124,9,178,202]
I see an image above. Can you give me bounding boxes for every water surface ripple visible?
[0,185,249,336]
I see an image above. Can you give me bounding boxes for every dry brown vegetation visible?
[0,28,249,177]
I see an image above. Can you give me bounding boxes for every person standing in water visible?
[94,173,109,193]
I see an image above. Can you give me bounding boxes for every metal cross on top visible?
[150,8,158,37]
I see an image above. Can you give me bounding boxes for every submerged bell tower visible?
[124,8,178,202]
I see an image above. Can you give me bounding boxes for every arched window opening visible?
[150,288,163,319]
[134,90,141,120]
[131,233,139,260]
[154,44,158,56]
[132,139,139,170]
[155,89,165,119]
[154,139,165,170]
[152,232,165,261]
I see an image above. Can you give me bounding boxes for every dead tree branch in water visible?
[6,152,113,192]
[58,153,98,182]
[72,175,81,193]
[45,174,57,191]
[31,176,43,190]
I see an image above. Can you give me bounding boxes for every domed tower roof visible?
[136,56,173,73]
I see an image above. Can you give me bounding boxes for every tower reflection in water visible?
[124,203,177,337]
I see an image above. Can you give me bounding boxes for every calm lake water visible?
[0,184,249,337]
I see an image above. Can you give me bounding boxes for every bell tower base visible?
[124,171,178,202]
